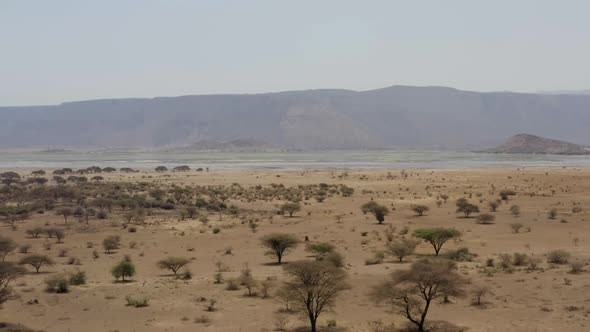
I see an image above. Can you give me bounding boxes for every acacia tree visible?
[371,259,467,332]
[282,260,348,332]
[0,236,17,262]
[103,235,121,254]
[386,238,420,262]
[19,254,54,273]
[112,260,136,282]
[56,207,73,224]
[280,202,301,217]
[0,262,26,305]
[260,233,300,264]
[411,205,429,217]
[455,198,479,218]
[361,201,390,224]
[157,257,190,276]
[414,228,460,256]
[488,200,500,212]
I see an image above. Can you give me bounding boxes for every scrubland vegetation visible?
[0,166,589,331]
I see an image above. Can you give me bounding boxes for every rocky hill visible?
[488,134,590,155]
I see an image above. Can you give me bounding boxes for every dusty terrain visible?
[2,167,590,332]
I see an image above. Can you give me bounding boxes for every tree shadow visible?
[112,279,136,284]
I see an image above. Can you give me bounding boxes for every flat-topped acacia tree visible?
[411,205,429,216]
[414,228,461,256]
[260,233,300,264]
[280,202,301,217]
[19,254,54,273]
[157,257,190,276]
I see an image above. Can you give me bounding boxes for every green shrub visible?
[69,271,87,285]
[446,247,474,262]
[45,275,69,293]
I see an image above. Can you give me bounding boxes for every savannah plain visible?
[1,167,589,332]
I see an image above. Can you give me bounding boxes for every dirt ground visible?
[2,167,590,332]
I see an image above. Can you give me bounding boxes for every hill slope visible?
[1,86,590,150]
[488,134,590,155]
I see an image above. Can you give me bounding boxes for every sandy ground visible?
[2,167,590,332]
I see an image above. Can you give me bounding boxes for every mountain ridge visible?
[1,85,590,150]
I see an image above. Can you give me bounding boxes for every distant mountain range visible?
[1,85,590,150]
[487,134,590,155]
[537,90,590,95]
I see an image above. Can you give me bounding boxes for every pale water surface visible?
[1,149,590,170]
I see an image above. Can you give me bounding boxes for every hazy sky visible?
[2,0,590,105]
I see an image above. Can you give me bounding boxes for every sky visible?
[1,0,590,106]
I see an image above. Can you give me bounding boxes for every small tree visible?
[476,213,496,224]
[0,262,26,305]
[103,235,121,254]
[471,285,490,306]
[411,205,429,217]
[456,199,479,218]
[280,202,301,217]
[414,228,460,256]
[547,208,558,219]
[510,205,521,217]
[386,238,420,262]
[112,260,136,282]
[371,259,467,332]
[282,260,348,332]
[260,233,300,264]
[240,271,258,297]
[361,201,390,224]
[186,206,198,219]
[54,229,65,243]
[19,254,54,273]
[26,227,44,238]
[56,207,73,224]
[0,236,17,262]
[123,211,135,224]
[157,257,190,276]
[488,200,500,212]
[275,286,297,312]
